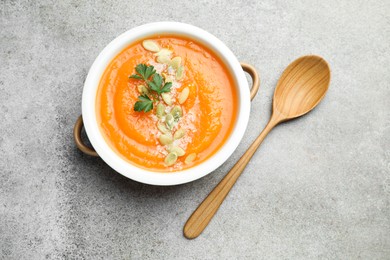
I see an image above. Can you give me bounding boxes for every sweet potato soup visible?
[96,36,238,171]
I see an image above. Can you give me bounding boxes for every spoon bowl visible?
[184,55,331,239]
[274,55,330,120]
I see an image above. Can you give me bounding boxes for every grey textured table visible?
[1,1,389,259]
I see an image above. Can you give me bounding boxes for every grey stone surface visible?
[1,0,389,259]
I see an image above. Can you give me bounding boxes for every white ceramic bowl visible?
[78,22,258,186]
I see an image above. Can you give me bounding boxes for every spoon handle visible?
[184,117,279,239]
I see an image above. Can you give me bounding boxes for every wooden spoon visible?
[184,55,331,239]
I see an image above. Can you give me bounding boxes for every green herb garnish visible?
[129,63,172,112]
[148,74,172,95]
[134,94,153,112]
[129,64,156,81]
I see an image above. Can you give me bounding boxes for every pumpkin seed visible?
[165,114,174,130]
[176,65,184,80]
[165,76,173,83]
[162,93,172,105]
[156,103,165,118]
[164,152,178,166]
[185,153,197,164]
[137,84,149,95]
[173,128,185,140]
[169,146,185,157]
[171,106,182,121]
[157,122,170,134]
[171,57,181,70]
[142,40,160,52]
[178,87,190,104]
[159,134,173,145]
[155,48,172,57]
[157,55,171,65]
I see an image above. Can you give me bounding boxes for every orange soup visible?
[96,36,238,171]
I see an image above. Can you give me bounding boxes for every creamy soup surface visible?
[96,36,238,171]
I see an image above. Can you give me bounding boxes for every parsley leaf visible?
[129,64,156,81]
[129,74,142,80]
[160,82,172,93]
[134,94,153,112]
[144,65,156,80]
[148,74,163,94]
[147,74,172,95]
[139,64,155,80]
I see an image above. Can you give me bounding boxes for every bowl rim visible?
[82,22,250,186]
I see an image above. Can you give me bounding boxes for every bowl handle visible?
[73,115,99,157]
[240,62,260,101]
